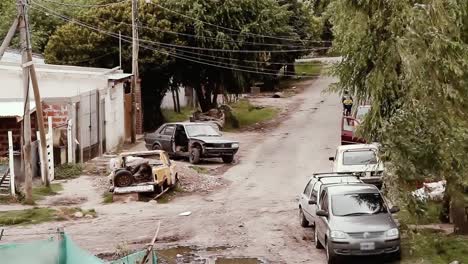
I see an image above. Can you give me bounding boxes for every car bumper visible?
[330,239,400,256]
[203,147,239,157]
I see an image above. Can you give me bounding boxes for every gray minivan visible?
[299,173,362,228]
[313,184,400,264]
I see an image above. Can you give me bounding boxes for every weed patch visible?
[31,183,63,202]
[189,165,209,174]
[102,192,113,204]
[162,107,193,123]
[227,100,278,130]
[55,164,83,179]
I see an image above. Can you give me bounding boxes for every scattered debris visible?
[179,211,192,216]
[272,92,283,98]
[413,180,446,201]
[73,211,84,218]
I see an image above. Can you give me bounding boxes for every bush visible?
[55,164,83,179]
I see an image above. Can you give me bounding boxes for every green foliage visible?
[0,207,57,225]
[32,183,63,201]
[55,163,83,179]
[401,230,468,264]
[227,100,278,129]
[397,201,443,226]
[329,0,468,231]
[102,192,113,204]
[188,165,209,174]
[294,61,322,76]
[162,107,193,123]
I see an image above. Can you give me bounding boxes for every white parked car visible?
[329,144,384,187]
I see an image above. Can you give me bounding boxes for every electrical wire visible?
[33,0,316,49]
[32,1,326,54]
[29,3,320,77]
[146,1,315,43]
[36,0,130,8]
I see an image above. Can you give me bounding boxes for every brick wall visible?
[42,103,69,129]
[0,114,38,155]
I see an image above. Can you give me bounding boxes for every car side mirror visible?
[308,197,317,205]
[316,210,329,217]
[389,206,400,214]
[329,157,335,161]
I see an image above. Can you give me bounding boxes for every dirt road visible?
[2,76,340,263]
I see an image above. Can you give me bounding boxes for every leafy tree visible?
[329,0,468,233]
[0,0,95,53]
[44,0,185,130]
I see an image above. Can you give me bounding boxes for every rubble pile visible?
[174,162,226,193]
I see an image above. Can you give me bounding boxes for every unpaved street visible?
[3,76,340,263]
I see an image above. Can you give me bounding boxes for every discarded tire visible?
[113,169,134,187]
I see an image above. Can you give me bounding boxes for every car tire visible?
[189,147,201,164]
[314,230,323,249]
[222,155,234,164]
[152,144,161,150]
[299,208,309,227]
[114,169,134,187]
[326,239,339,264]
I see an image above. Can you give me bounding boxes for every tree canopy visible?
[43,0,320,129]
[329,0,468,233]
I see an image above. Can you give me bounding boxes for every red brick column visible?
[135,78,143,134]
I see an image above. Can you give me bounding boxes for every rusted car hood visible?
[190,136,238,144]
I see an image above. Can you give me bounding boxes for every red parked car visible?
[341,116,366,145]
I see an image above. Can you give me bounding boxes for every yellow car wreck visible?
[108,150,178,196]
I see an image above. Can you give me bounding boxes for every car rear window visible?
[342,150,377,165]
[320,176,361,184]
[332,193,387,216]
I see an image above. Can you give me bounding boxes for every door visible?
[316,190,329,245]
[300,179,314,220]
[159,125,175,152]
[309,181,322,223]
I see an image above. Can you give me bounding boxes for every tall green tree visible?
[329,0,468,233]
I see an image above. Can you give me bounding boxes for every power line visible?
[146,1,311,43]
[30,3,319,77]
[34,0,331,48]
[36,0,130,8]
[32,1,326,54]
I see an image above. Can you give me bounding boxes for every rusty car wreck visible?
[108,150,178,198]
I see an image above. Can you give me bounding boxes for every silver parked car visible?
[313,184,400,264]
[299,172,363,228]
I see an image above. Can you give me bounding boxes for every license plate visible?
[360,242,375,250]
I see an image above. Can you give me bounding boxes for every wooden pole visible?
[139,221,161,264]
[130,0,139,143]
[18,0,33,203]
[0,17,19,59]
[28,51,50,187]
[7,131,16,196]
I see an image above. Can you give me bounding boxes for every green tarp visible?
[0,234,157,264]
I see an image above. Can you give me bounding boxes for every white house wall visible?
[103,83,125,152]
[0,63,109,99]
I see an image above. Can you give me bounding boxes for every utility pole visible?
[18,0,33,203]
[119,31,122,69]
[130,0,139,143]
[0,0,52,202]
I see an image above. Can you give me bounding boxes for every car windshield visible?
[320,176,361,184]
[356,107,370,120]
[342,150,377,165]
[185,124,220,137]
[342,118,357,132]
[332,193,387,216]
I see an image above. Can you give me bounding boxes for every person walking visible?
[342,90,353,116]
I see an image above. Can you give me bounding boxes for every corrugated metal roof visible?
[107,73,133,80]
[0,101,36,118]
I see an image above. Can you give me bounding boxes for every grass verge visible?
[397,201,442,226]
[189,165,209,174]
[162,107,193,123]
[0,207,97,226]
[401,230,468,264]
[32,183,63,202]
[295,61,322,76]
[227,100,279,130]
[55,164,83,180]
[102,192,113,204]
